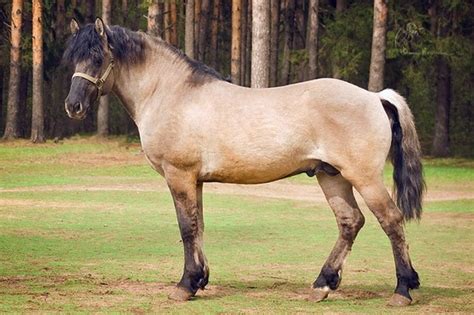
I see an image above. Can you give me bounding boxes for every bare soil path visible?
[1,179,472,203]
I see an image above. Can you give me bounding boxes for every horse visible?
[63,18,424,306]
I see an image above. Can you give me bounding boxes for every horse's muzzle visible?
[65,101,87,120]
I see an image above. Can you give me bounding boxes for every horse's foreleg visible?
[310,173,365,302]
[165,169,208,301]
[355,180,419,306]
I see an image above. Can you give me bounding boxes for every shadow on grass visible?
[195,279,473,305]
[1,273,473,312]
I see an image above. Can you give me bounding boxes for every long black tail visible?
[379,89,425,221]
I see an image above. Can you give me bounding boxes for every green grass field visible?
[0,137,473,313]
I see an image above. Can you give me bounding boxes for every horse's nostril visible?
[73,102,82,113]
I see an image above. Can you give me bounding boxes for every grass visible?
[0,137,473,313]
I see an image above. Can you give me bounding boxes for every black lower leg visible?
[313,266,341,290]
[394,261,420,299]
[178,265,209,294]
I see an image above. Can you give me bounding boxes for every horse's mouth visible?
[65,102,92,120]
[66,108,88,120]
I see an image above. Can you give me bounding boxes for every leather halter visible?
[72,58,115,102]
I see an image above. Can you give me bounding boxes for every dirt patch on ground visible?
[424,212,474,228]
[59,152,145,167]
[0,198,89,209]
[2,180,472,204]
[0,274,235,312]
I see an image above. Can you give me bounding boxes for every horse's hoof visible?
[308,287,330,302]
[168,286,194,301]
[387,293,412,307]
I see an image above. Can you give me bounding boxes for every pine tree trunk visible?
[294,0,305,49]
[209,0,220,69]
[198,0,210,61]
[269,0,280,87]
[18,71,29,138]
[0,68,3,126]
[194,0,201,55]
[178,0,185,50]
[430,2,451,156]
[306,0,319,80]
[3,0,23,139]
[251,0,270,88]
[280,0,295,86]
[164,1,171,42]
[245,0,252,86]
[185,0,195,58]
[170,1,178,46]
[148,0,160,36]
[52,0,68,138]
[240,0,248,85]
[368,0,388,92]
[97,0,111,137]
[122,0,128,25]
[231,0,242,85]
[432,57,451,156]
[158,1,165,35]
[31,0,45,143]
[336,0,347,12]
[85,0,96,23]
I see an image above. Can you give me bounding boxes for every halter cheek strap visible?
[72,59,115,102]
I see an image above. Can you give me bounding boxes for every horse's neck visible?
[112,39,191,123]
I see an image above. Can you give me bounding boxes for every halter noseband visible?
[72,58,115,102]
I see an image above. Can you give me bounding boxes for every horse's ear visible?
[70,19,80,35]
[95,18,107,39]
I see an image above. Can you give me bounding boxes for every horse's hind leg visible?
[353,177,419,306]
[310,173,365,302]
[165,167,209,301]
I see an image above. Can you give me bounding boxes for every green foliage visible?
[320,3,373,86]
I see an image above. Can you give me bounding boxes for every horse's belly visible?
[199,155,320,184]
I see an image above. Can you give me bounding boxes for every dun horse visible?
[64,19,424,306]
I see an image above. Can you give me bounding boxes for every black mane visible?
[63,24,227,82]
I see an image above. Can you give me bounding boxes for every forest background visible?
[0,0,472,157]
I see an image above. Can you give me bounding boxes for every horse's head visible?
[63,18,115,120]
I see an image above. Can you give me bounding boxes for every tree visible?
[429,1,451,156]
[85,0,96,23]
[194,0,201,55]
[170,1,178,46]
[336,0,347,12]
[251,0,270,88]
[240,0,250,86]
[147,0,160,37]
[306,0,319,80]
[280,0,295,85]
[231,0,242,85]
[3,0,23,140]
[50,0,70,138]
[198,0,210,60]
[97,0,112,137]
[122,0,128,25]
[368,0,388,92]
[269,0,280,86]
[31,0,45,143]
[209,0,220,69]
[164,1,171,42]
[185,0,195,58]
[0,69,3,126]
